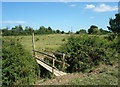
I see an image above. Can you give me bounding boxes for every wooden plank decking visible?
[35,57,67,76]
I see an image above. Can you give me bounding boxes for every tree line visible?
[1,25,111,36]
[1,26,64,36]
[75,25,111,34]
[1,13,120,36]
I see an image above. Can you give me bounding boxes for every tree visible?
[99,28,110,34]
[61,31,64,34]
[88,25,99,34]
[75,29,86,34]
[107,13,120,36]
[48,27,52,31]
[39,26,46,34]
[18,25,23,35]
[48,27,52,34]
[99,28,103,32]
[25,26,33,35]
[56,29,61,33]
[2,28,9,36]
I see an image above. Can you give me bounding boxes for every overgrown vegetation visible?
[2,37,59,85]
[2,37,41,85]
[56,34,118,73]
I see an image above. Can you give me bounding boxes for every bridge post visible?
[62,54,65,72]
[34,52,37,57]
[52,54,55,74]
[32,33,35,57]
[42,55,45,60]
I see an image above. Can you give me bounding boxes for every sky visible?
[1,2,119,32]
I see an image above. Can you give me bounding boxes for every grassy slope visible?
[36,62,118,85]
[65,63,118,85]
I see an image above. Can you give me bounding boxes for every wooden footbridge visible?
[32,33,71,76]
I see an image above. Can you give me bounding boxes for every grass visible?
[67,74,118,85]
[64,63,118,85]
[20,34,71,55]
[2,34,71,55]
[2,34,107,56]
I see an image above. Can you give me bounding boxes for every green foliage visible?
[104,33,119,51]
[2,25,63,36]
[2,38,41,85]
[25,26,34,35]
[99,28,110,35]
[62,38,65,41]
[57,35,118,73]
[88,25,99,34]
[61,31,65,34]
[75,29,87,34]
[107,13,120,36]
[35,38,39,41]
[56,29,61,33]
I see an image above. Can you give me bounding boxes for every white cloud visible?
[85,4,118,12]
[86,4,95,9]
[0,21,26,23]
[93,4,118,12]
[69,4,76,7]
[90,17,95,19]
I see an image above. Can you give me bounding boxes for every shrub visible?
[62,38,65,41]
[56,35,118,73]
[2,38,41,85]
[35,38,39,41]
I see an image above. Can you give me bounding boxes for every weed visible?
[35,38,39,41]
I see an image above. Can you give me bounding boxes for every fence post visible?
[62,54,65,72]
[35,52,37,57]
[43,55,45,60]
[52,54,55,74]
[32,33,35,57]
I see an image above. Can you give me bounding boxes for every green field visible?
[3,34,107,55]
[3,34,71,55]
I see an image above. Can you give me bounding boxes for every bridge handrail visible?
[32,50,70,67]
[33,50,56,59]
[42,49,70,58]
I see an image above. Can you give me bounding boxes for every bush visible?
[56,35,118,73]
[104,33,119,51]
[35,38,39,41]
[2,38,41,85]
[62,38,65,41]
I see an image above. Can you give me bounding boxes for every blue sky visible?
[1,2,119,32]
